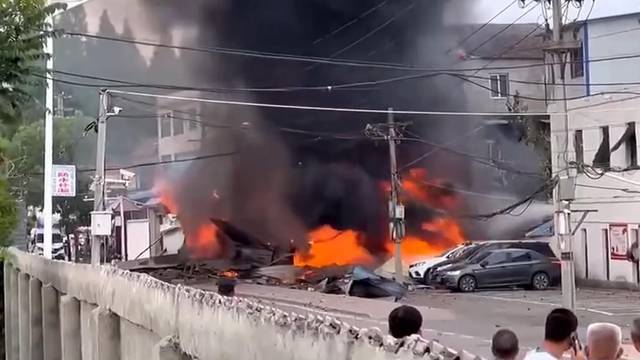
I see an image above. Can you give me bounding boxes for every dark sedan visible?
[436,249,561,292]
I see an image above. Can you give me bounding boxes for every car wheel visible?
[422,270,431,285]
[458,275,477,292]
[531,272,550,290]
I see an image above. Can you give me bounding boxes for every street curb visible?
[237,291,376,320]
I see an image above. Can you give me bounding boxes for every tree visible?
[3,115,94,234]
[506,91,552,179]
[0,0,65,123]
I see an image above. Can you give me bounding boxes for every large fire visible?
[157,182,222,259]
[157,167,465,266]
[293,169,466,267]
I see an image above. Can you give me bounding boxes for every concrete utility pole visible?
[549,0,577,311]
[387,108,405,283]
[91,90,110,266]
[43,26,54,260]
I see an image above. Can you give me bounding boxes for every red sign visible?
[52,165,76,197]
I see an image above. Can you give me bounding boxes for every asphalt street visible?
[195,282,640,359]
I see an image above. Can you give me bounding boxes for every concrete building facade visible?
[550,91,640,288]
[547,12,640,288]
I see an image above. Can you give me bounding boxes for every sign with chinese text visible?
[52,165,76,197]
[609,224,628,260]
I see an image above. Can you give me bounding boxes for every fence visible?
[3,248,485,360]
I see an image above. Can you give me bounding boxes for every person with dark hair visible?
[217,278,236,297]
[388,305,422,339]
[492,329,520,360]
[524,308,584,360]
[632,318,640,353]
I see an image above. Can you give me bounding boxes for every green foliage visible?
[0,178,16,247]
[506,91,552,180]
[0,0,65,123]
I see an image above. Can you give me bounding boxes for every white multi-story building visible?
[548,12,640,289]
[156,91,206,165]
[551,90,640,288]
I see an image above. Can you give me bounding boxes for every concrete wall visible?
[3,249,485,360]
[550,91,640,288]
[587,13,640,95]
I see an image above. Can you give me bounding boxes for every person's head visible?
[585,323,623,360]
[631,318,640,352]
[217,278,236,297]
[388,305,422,339]
[491,329,519,360]
[544,308,579,350]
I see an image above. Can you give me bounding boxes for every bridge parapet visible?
[3,248,486,360]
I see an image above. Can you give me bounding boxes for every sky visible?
[473,0,640,24]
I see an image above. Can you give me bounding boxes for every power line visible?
[112,92,545,178]
[63,31,640,73]
[312,1,389,45]
[309,1,414,69]
[399,125,486,171]
[465,2,539,57]
[472,23,543,75]
[108,89,556,116]
[50,57,640,95]
[28,150,240,176]
[445,0,519,54]
[463,176,558,220]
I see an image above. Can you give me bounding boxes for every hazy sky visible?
[473,0,640,24]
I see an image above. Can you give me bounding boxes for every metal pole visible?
[91,90,109,266]
[43,15,54,260]
[387,108,404,282]
[120,196,126,260]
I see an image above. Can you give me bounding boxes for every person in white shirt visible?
[524,308,584,360]
[585,323,623,360]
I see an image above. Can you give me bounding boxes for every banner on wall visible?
[609,224,629,260]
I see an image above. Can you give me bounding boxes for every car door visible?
[473,251,511,286]
[506,250,536,285]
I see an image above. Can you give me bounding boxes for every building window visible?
[487,140,502,162]
[570,46,584,78]
[574,130,584,170]
[593,126,610,169]
[625,123,637,167]
[160,154,173,162]
[581,228,588,279]
[610,122,637,168]
[160,113,172,138]
[603,228,610,281]
[188,108,200,131]
[173,117,184,136]
[490,74,509,98]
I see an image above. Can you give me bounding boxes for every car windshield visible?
[457,245,479,258]
[35,234,63,244]
[467,251,491,264]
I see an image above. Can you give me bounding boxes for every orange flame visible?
[156,182,222,259]
[295,169,466,268]
[293,226,375,267]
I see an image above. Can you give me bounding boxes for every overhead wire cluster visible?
[43,0,614,220]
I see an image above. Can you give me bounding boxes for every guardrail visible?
[3,248,486,360]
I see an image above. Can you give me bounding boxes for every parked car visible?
[30,227,66,260]
[436,248,561,292]
[426,240,556,284]
[408,244,467,281]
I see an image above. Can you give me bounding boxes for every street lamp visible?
[43,0,93,259]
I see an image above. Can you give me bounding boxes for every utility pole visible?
[91,90,110,266]
[549,0,576,311]
[43,24,54,260]
[387,108,405,283]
